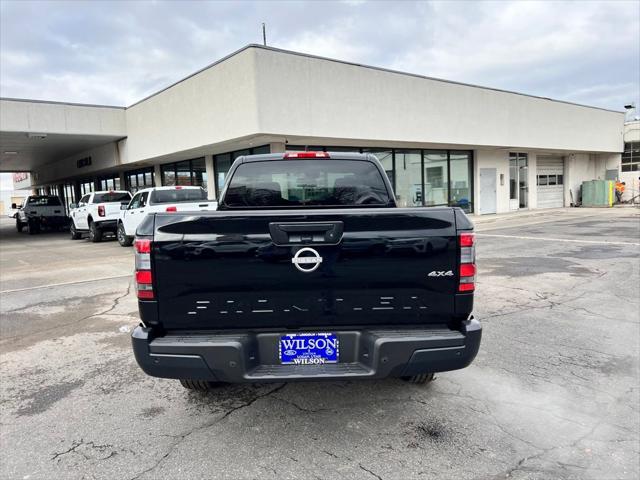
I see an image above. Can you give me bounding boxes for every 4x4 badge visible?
[428,270,454,277]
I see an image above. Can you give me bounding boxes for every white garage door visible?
[537,156,564,209]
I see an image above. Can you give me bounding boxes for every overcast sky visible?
[0,0,639,113]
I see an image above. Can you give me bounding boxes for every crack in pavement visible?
[495,420,605,479]
[271,395,335,413]
[127,383,287,480]
[1,281,133,343]
[481,290,589,321]
[359,463,383,480]
[51,438,117,462]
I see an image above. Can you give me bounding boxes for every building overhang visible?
[0,98,126,173]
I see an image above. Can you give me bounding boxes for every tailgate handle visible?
[269,221,343,245]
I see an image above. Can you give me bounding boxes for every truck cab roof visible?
[234,151,378,164]
[134,186,206,194]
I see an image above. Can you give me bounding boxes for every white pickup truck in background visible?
[117,186,217,246]
[70,191,132,242]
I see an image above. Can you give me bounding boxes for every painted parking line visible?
[476,233,640,246]
[0,274,131,294]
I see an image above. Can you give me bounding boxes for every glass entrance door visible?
[509,153,528,210]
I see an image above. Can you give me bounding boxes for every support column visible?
[153,164,162,187]
[205,155,215,200]
[119,171,126,191]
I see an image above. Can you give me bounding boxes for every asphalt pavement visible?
[0,208,638,480]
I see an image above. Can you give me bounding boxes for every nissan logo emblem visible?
[291,247,323,273]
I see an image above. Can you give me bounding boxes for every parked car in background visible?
[69,190,132,242]
[14,195,68,234]
[117,186,217,247]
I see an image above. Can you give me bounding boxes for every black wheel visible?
[27,219,39,235]
[117,222,133,247]
[401,373,435,385]
[16,219,23,232]
[88,221,103,243]
[70,222,82,240]
[179,379,224,391]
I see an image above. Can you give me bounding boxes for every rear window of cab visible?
[223,160,391,208]
[26,196,62,206]
[93,192,131,203]
[150,188,207,204]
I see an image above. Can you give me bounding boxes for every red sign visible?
[13,172,28,182]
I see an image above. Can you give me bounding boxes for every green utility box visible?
[581,180,614,207]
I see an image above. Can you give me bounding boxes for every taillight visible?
[283,151,330,159]
[135,238,153,299]
[98,205,105,217]
[165,206,177,212]
[459,232,476,292]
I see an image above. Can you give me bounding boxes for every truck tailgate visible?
[151,208,460,330]
[103,203,125,219]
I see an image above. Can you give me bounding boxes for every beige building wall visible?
[253,47,623,153]
[0,99,125,136]
[123,48,261,164]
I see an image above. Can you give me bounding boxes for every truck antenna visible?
[262,23,267,46]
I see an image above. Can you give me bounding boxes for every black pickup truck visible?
[131,152,481,390]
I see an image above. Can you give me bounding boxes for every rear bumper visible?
[132,318,481,382]
[27,215,68,226]
[95,219,117,230]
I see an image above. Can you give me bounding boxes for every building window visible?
[394,150,423,207]
[509,152,528,209]
[97,174,121,191]
[161,158,206,187]
[449,151,472,211]
[622,141,639,172]
[214,145,270,196]
[191,158,206,187]
[215,153,232,192]
[125,167,154,193]
[424,151,448,206]
[62,183,76,211]
[80,181,94,196]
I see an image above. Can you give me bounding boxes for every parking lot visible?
[0,208,638,480]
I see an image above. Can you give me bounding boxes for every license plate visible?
[279,332,339,365]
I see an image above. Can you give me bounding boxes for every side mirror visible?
[69,203,77,209]
[11,203,17,209]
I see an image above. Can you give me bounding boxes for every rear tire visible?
[16,219,23,232]
[88,221,103,243]
[27,219,39,235]
[179,379,224,391]
[401,373,435,385]
[117,222,133,247]
[70,222,82,240]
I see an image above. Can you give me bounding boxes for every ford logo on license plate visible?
[279,332,339,365]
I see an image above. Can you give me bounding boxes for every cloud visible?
[0,0,638,110]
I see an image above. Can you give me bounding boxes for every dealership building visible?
[0,44,627,215]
